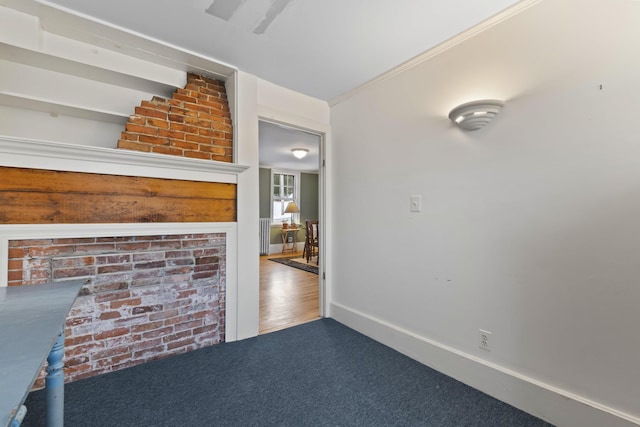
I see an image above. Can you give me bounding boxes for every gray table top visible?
[0,280,83,427]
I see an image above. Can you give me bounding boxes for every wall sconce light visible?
[291,148,309,159]
[448,100,504,131]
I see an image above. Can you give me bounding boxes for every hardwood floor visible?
[259,251,320,334]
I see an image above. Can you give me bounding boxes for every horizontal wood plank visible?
[0,167,236,224]
[0,167,236,199]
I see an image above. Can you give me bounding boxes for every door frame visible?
[258,117,327,317]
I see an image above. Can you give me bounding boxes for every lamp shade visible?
[283,201,299,214]
[449,100,504,131]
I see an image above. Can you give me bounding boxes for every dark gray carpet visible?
[268,256,318,274]
[22,319,551,426]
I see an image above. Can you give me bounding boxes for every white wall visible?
[330,0,640,426]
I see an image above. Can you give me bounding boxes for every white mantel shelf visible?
[0,136,249,184]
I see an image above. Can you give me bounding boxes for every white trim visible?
[329,0,543,107]
[0,136,248,183]
[0,222,239,342]
[331,302,640,427]
[257,110,330,318]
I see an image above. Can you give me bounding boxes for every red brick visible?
[198,128,225,138]
[99,311,122,320]
[120,132,139,141]
[141,100,170,112]
[184,151,211,160]
[198,99,226,110]
[159,129,186,140]
[142,326,173,339]
[129,115,145,125]
[66,334,93,347]
[170,123,198,134]
[139,135,170,146]
[162,330,192,343]
[110,297,141,309]
[185,134,210,144]
[97,264,132,274]
[118,140,150,152]
[125,123,158,136]
[74,243,116,253]
[149,309,179,321]
[7,270,23,282]
[168,114,185,123]
[66,342,103,357]
[8,247,28,258]
[94,353,132,368]
[66,355,90,367]
[116,242,150,251]
[92,344,130,359]
[132,304,163,315]
[173,93,197,104]
[10,239,52,246]
[212,154,232,162]
[131,321,163,333]
[166,337,195,350]
[96,254,131,264]
[28,245,75,257]
[174,319,204,332]
[135,106,168,120]
[95,290,131,303]
[133,345,166,360]
[52,256,94,268]
[94,327,130,341]
[53,266,95,279]
[151,146,183,156]
[64,363,92,377]
[170,140,199,151]
[66,316,92,327]
[146,118,170,129]
[149,240,181,250]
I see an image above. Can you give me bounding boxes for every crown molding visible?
[329,0,542,107]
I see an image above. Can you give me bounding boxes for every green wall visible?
[259,168,319,245]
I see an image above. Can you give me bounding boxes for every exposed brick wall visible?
[118,73,233,162]
[8,233,226,388]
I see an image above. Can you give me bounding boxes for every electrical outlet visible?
[478,329,491,351]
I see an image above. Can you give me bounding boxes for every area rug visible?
[268,256,318,274]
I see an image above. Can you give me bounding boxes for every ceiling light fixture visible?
[448,100,504,131]
[291,148,309,159]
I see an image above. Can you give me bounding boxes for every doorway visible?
[257,120,323,334]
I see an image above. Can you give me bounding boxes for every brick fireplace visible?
[0,73,244,388]
[9,233,226,387]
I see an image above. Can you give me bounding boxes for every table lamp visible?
[283,201,299,228]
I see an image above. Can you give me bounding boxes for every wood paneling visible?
[0,167,236,224]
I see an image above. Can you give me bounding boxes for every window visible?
[271,170,300,224]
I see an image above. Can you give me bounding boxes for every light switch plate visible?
[410,195,422,212]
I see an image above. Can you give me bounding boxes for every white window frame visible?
[270,169,300,225]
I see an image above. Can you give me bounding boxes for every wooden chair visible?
[303,220,319,264]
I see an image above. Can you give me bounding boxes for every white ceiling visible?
[259,121,320,172]
[28,0,525,171]
[40,0,522,102]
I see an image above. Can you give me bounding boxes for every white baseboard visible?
[330,302,640,427]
